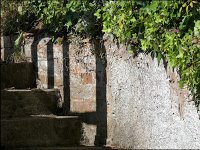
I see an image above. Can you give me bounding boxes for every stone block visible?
[38,46,47,58]
[38,37,51,46]
[2,47,14,60]
[23,37,34,58]
[1,36,12,48]
[1,48,4,61]
[1,89,62,119]
[38,60,48,71]
[1,115,81,148]
[38,72,48,87]
[70,85,96,100]
[53,44,63,58]
[81,123,96,146]
[71,99,96,112]
[1,62,36,89]
[54,75,63,87]
[81,73,93,84]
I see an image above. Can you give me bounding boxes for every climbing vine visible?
[1,0,35,35]
[95,0,200,110]
[1,0,200,109]
[31,0,103,36]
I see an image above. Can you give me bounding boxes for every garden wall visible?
[105,42,200,149]
[1,35,200,149]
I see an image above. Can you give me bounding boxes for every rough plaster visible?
[105,41,200,149]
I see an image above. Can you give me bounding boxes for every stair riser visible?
[1,63,36,89]
[1,117,81,148]
[1,89,62,118]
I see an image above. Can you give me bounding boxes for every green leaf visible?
[182,2,187,7]
[94,9,101,19]
[157,52,162,65]
[186,6,189,14]
[176,48,184,58]
[66,20,72,28]
[14,32,24,50]
[149,1,158,12]
[190,2,193,7]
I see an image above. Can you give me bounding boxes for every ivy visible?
[1,0,36,35]
[96,0,200,109]
[1,0,200,110]
[31,0,103,36]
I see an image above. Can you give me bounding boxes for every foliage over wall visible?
[95,0,200,109]
[1,0,36,35]
[1,0,200,109]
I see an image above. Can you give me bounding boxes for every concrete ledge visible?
[1,89,61,118]
[1,62,36,89]
[1,116,81,148]
[1,146,118,150]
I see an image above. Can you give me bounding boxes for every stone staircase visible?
[1,62,117,150]
[1,62,82,149]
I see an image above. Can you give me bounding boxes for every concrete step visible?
[1,146,120,150]
[1,115,81,148]
[1,62,36,89]
[1,89,62,119]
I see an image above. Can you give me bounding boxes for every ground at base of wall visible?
[1,146,126,150]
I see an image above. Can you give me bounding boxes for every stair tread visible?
[1,89,61,119]
[2,115,79,120]
[2,146,120,150]
[2,89,59,92]
[1,115,81,147]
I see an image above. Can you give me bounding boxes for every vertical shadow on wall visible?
[63,38,70,114]
[31,35,40,87]
[3,36,15,62]
[3,36,9,61]
[47,40,54,89]
[64,38,108,146]
[94,39,107,146]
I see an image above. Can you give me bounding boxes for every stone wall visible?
[1,62,36,89]
[105,41,200,149]
[1,35,106,146]
[1,35,200,149]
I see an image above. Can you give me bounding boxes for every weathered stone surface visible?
[71,99,96,112]
[81,73,93,84]
[1,35,18,61]
[105,41,200,149]
[1,115,81,148]
[1,89,62,118]
[1,62,36,89]
[1,146,117,150]
[81,123,96,146]
[70,85,96,100]
[23,37,34,58]
[69,42,97,113]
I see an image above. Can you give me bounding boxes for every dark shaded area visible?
[69,39,107,146]
[1,116,81,148]
[94,39,107,146]
[47,40,54,89]
[31,35,40,87]
[31,34,56,89]
[30,34,70,113]
[1,89,60,119]
[63,38,70,114]
[0,62,36,89]
[3,36,16,62]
